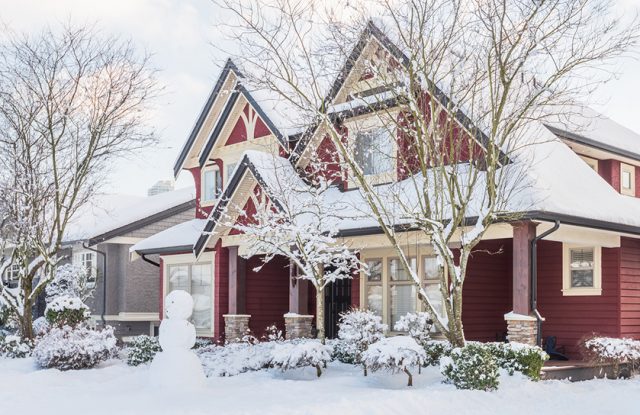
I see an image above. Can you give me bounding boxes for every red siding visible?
[462,239,512,342]
[254,114,271,139]
[245,255,290,337]
[537,240,620,357]
[214,243,229,341]
[225,105,249,145]
[620,237,640,338]
[598,159,621,192]
[304,129,348,187]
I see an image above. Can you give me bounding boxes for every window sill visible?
[200,199,218,208]
[562,288,602,296]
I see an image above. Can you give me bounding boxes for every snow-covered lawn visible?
[1,358,639,415]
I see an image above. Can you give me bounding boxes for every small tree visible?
[335,309,386,375]
[46,263,94,303]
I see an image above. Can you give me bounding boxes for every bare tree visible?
[0,24,159,338]
[213,0,638,346]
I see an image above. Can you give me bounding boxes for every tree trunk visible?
[21,280,34,339]
[316,288,325,343]
[363,365,368,376]
[315,364,322,377]
[404,367,413,387]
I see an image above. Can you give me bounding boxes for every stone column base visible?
[284,313,314,339]
[504,312,541,346]
[223,314,251,343]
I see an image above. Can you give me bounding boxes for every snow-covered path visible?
[1,358,638,415]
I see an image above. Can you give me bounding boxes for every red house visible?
[132,23,640,358]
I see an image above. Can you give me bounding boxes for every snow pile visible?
[0,335,33,358]
[362,336,426,386]
[583,337,640,364]
[32,325,118,370]
[334,309,386,366]
[271,340,332,377]
[32,316,50,336]
[393,312,433,346]
[197,342,276,377]
[126,335,162,366]
[441,344,499,391]
[46,263,93,303]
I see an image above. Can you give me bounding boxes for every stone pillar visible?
[504,312,541,346]
[223,314,251,342]
[284,313,314,339]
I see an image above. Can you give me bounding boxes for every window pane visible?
[390,284,417,328]
[366,259,382,282]
[622,170,632,190]
[168,265,189,292]
[389,257,416,281]
[190,264,212,330]
[425,281,444,316]
[203,170,215,201]
[366,285,383,317]
[423,256,441,280]
[570,248,594,288]
[214,169,222,197]
[354,128,394,176]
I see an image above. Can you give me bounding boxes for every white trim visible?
[562,244,602,296]
[621,163,636,196]
[201,164,222,207]
[100,236,144,245]
[503,312,538,322]
[91,312,160,322]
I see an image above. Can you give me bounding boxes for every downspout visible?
[82,242,107,327]
[530,220,560,347]
[141,254,160,267]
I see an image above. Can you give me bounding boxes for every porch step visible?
[541,361,632,382]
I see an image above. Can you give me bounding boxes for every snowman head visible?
[165,290,194,320]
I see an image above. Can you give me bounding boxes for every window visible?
[75,251,97,287]
[423,256,446,319]
[354,127,394,176]
[202,165,222,204]
[2,263,20,288]
[226,163,237,185]
[167,263,213,331]
[365,259,383,318]
[562,245,602,296]
[621,163,635,196]
[389,257,417,329]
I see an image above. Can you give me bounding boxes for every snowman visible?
[149,290,206,388]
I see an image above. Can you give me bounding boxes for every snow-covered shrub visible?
[0,335,33,358]
[271,340,332,377]
[423,340,453,366]
[45,296,90,328]
[393,312,433,346]
[334,309,386,371]
[197,341,275,377]
[262,324,284,342]
[441,344,499,391]
[583,336,640,376]
[362,336,426,386]
[33,325,118,370]
[46,263,94,303]
[484,342,548,380]
[126,335,161,366]
[32,316,50,336]
[193,337,214,349]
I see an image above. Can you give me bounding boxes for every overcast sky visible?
[1,0,639,196]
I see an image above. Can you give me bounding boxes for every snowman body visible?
[149,290,206,389]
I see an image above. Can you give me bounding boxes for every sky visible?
[1,0,639,196]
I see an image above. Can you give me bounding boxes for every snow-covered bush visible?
[441,344,499,391]
[46,263,94,303]
[394,312,433,346]
[423,340,453,366]
[197,341,275,377]
[484,342,548,380]
[334,309,386,371]
[271,340,332,377]
[32,316,50,336]
[583,336,640,376]
[33,325,118,370]
[362,336,426,386]
[0,335,33,358]
[262,324,284,342]
[126,335,161,366]
[45,296,90,327]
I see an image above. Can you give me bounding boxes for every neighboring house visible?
[132,22,640,357]
[64,188,195,338]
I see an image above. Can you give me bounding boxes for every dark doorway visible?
[324,278,352,339]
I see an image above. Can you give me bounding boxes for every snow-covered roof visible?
[65,187,195,244]
[130,218,207,255]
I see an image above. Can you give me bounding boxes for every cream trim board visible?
[562,244,602,296]
[579,155,599,172]
[201,164,221,207]
[621,163,636,196]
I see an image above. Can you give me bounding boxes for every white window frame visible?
[2,263,20,288]
[580,155,599,172]
[421,255,446,324]
[74,250,97,288]
[162,252,215,337]
[363,258,383,319]
[201,164,222,207]
[562,244,602,296]
[347,113,398,187]
[388,256,417,331]
[621,163,636,196]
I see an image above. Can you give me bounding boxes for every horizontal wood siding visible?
[461,239,512,342]
[537,240,620,358]
[245,255,290,337]
[620,237,640,338]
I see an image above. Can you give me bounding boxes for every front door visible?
[324,278,352,339]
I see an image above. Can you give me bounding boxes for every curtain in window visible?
[390,285,417,328]
[191,264,212,330]
[570,248,594,287]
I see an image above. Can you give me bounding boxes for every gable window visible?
[2,263,20,289]
[389,257,417,329]
[202,165,222,204]
[74,251,97,288]
[621,163,635,196]
[167,262,213,332]
[354,127,394,176]
[562,245,602,296]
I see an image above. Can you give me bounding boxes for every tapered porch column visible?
[224,245,250,342]
[284,260,313,339]
[505,221,540,345]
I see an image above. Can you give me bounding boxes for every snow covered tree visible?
[394,312,433,347]
[45,263,94,304]
[335,309,386,375]
[361,336,426,386]
[213,0,639,346]
[0,24,159,338]
[227,153,365,342]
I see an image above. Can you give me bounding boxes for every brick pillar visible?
[223,314,251,342]
[284,313,314,339]
[504,312,541,346]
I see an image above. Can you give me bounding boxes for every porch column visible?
[224,245,250,342]
[285,260,313,339]
[505,221,540,346]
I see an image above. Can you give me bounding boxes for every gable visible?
[224,103,273,146]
